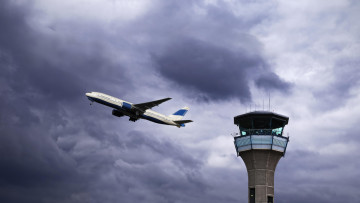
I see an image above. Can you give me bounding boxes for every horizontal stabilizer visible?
[173,120,193,125]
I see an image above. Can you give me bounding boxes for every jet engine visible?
[112,109,124,117]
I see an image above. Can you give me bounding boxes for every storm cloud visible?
[0,1,237,202]
[1,0,360,203]
[153,38,290,102]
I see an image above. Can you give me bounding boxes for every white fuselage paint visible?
[86,92,180,126]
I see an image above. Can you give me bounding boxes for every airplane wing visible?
[173,120,193,124]
[133,98,172,112]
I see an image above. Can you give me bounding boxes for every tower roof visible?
[234,111,289,129]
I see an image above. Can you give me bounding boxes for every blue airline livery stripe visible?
[173,109,187,116]
[122,102,132,109]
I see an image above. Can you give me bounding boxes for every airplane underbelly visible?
[141,115,169,125]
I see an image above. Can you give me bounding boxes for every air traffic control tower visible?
[232,111,289,203]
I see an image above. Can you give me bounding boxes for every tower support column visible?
[240,149,282,203]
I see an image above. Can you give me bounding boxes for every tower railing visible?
[233,129,289,156]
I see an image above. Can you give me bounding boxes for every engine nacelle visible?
[112,109,124,117]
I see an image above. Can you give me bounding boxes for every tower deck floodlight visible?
[233,111,289,203]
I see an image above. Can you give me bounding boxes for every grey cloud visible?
[152,38,290,103]
[0,3,229,199]
[276,148,360,203]
[133,1,291,103]
[124,131,202,169]
[0,0,131,105]
[255,72,291,92]
[0,1,129,202]
[101,0,290,104]
[1,0,359,203]
[0,123,210,203]
[153,38,252,102]
[314,58,360,110]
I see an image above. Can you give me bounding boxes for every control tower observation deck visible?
[233,111,289,203]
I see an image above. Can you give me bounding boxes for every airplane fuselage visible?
[86,92,190,127]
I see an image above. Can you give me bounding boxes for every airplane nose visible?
[86,92,91,97]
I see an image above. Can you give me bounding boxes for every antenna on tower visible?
[268,92,271,111]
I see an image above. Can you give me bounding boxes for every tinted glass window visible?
[272,127,283,136]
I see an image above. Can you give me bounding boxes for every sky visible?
[0,0,360,202]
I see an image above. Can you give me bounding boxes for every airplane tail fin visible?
[168,107,189,121]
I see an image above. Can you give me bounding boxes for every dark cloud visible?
[153,38,253,103]
[0,0,131,104]
[0,124,211,202]
[0,2,242,202]
[0,1,131,202]
[119,0,291,103]
[153,38,290,103]
[1,0,359,203]
[255,72,291,92]
[276,148,360,203]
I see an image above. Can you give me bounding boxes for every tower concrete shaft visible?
[240,150,282,203]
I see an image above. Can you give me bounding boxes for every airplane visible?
[85,92,193,128]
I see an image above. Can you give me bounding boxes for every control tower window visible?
[272,127,283,136]
[239,127,247,136]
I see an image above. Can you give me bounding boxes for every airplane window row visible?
[98,94,120,104]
